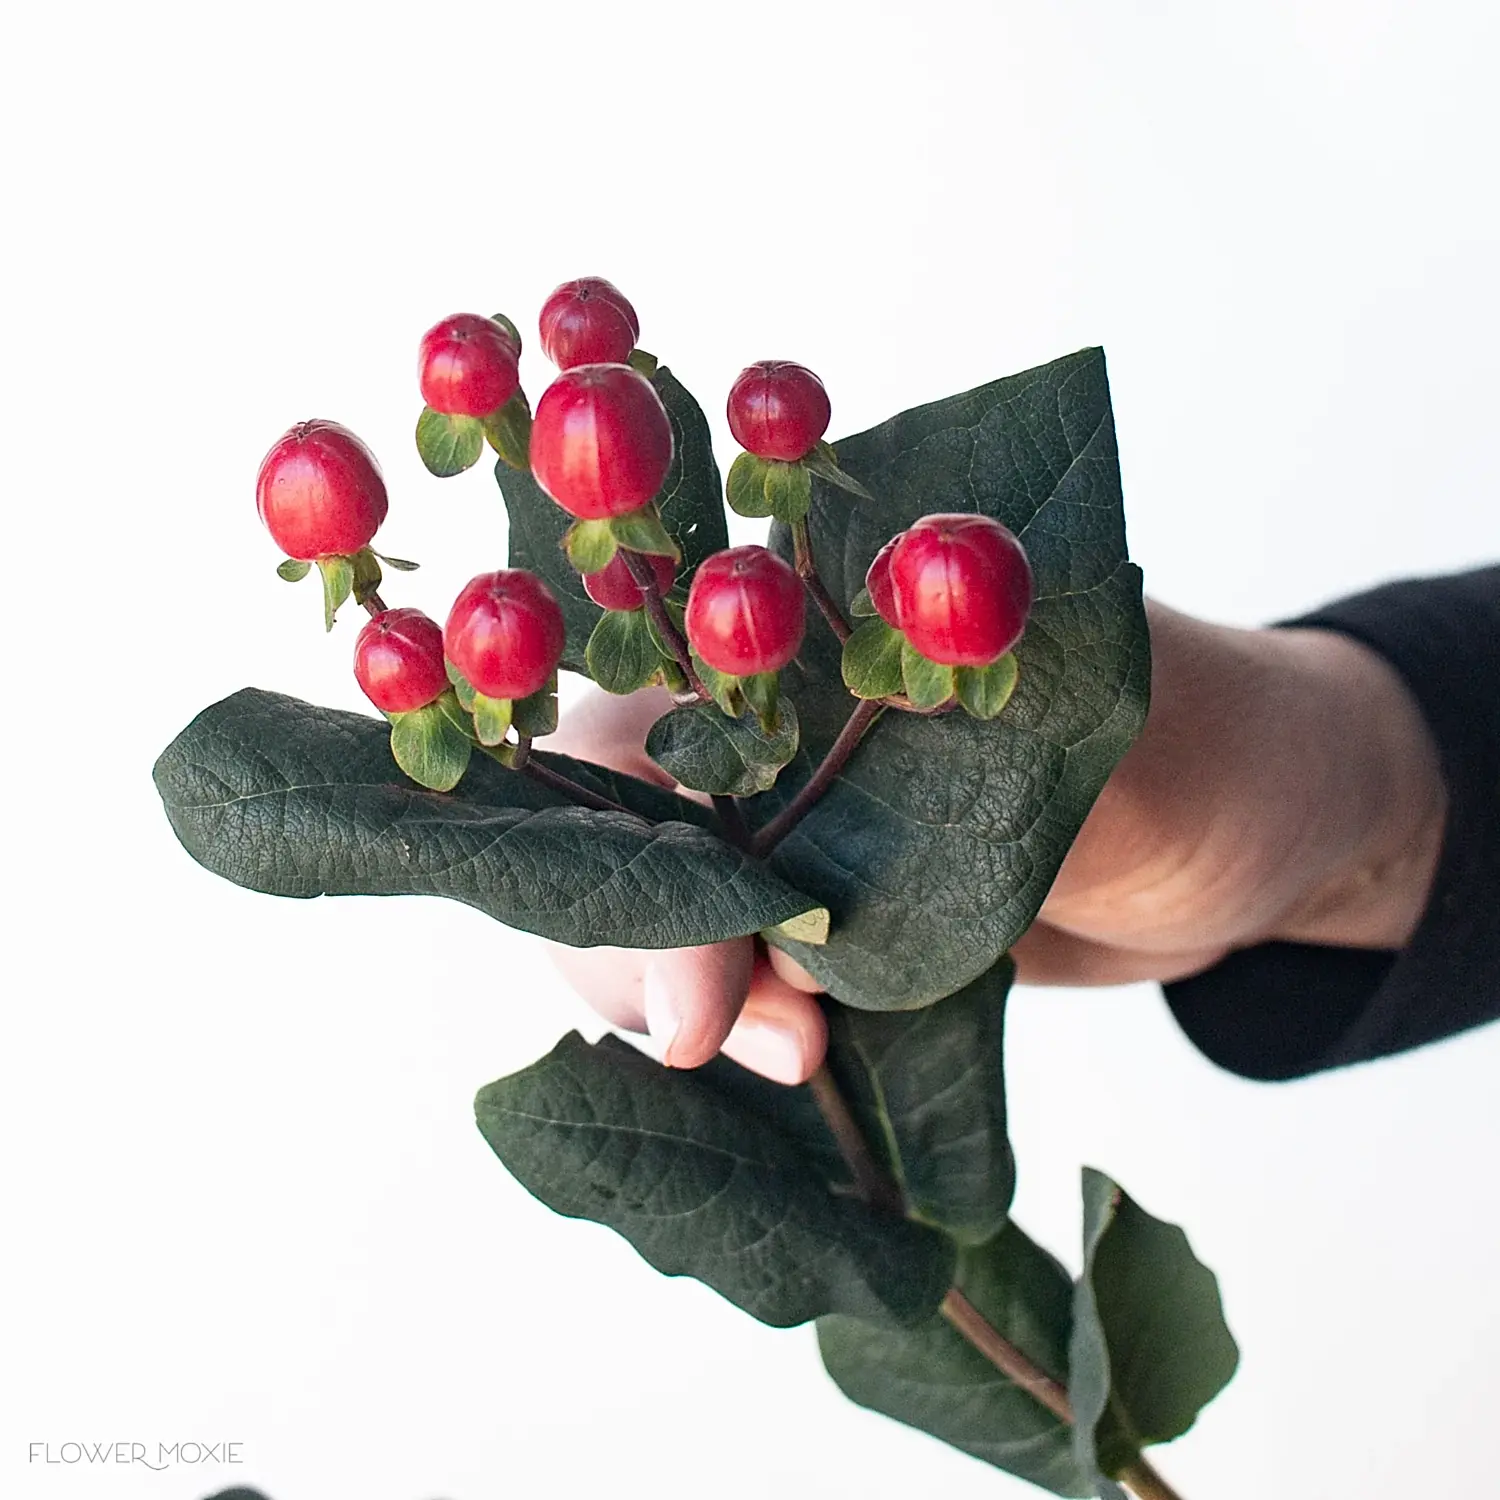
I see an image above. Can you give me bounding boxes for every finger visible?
[766,943,823,993]
[1010,922,1230,987]
[549,942,653,1031]
[641,940,756,1068]
[720,957,830,1084]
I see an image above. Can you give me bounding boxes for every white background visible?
[2,2,1498,1497]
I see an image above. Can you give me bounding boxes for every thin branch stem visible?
[939,1290,1073,1422]
[510,733,533,772]
[1116,1460,1188,1500]
[792,517,851,643]
[508,754,636,817]
[712,794,751,850]
[807,1065,905,1216]
[622,549,708,701]
[360,589,388,617]
[749,698,883,858]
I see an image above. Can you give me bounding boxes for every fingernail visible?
[643,959,684,1066]
[722,1014,807,1085]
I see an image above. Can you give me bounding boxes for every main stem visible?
[621,549,709,701]
[791,517,851,643]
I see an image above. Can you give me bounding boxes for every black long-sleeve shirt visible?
[1164,567,1500,1080]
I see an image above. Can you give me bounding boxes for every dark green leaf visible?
[512,677,559,739]
[415,405,484,477]
[315,554,353,632]
[201,1490,272,1500]
[470,691,512,747]
[818,1222,1091,1497]
[586,608,666,696]
[154,689,827,949]
[388,699,472,792]
[275,558,311,583]
[564,517,618,574]
[1070,1169,1240,1481]
[956,652,1020,720]
[497,365,727,671]
[841,616,905,699]
[474,1032,954,1328]
[646,700,800,796]
[726,450,775,518]
[759,349,1150,1010]
[764,458,813,523]
[900,639,956,709]
[805,439,877,501]
[483,389,532,470]
[609,506,679,560]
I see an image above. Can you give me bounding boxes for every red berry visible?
[354,608,448,714]
[726,361,831,462]
[444,570,565,701]
[256,420,388,560]
[582,549,676,612]
[530,364,673,519]
[538,277,639,369]
[685,547,804,678]
[419,313,521,418]
[864,536,902,627]
[888,514,1033,667]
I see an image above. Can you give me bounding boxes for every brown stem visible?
[807,1065,905,1215]
[749,698,883,858]
[510,733,533,772]
[515,756,636,817]
[712,794,751,850]
[360,589,388,617]
[792,517,851,643]
[940,1289,1073,1423]
[621,549,708,700]
[1117,1460,1188,1500]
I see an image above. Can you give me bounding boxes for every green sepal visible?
[955,653,1020,720]
[848,585,877,618]
[488,311,523,353]
[739,669,781,734]
[563,518,618,574]
[375,551,420,572]
[626,347,658,379]
[387,697,472,792]
[726,451,775,518]
[692,651,747,718]
[483,389,532,471]
[433,686,474,740]
[351,546,383,607]
[842,616,906,699]
[900,639,956,709]
[470,691,513,748]
[276,558,312,583]
[315,554,354,632]
[609,505,680,560]
[585,608,666,696]
[512,675,559,739]
[764,460,813,525]
[805,439,876,501]
[415,406,485,477]
[761,906,829,946]
[444,659,477,713]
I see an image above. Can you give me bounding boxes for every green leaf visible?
[315,554,353,632]
[375,551,420,572]
[726,450,775,518]
[690,650,745,718]
[841,616,906,699]
[805,439,877,501]
[415,405,484,477]
[646,700,800,796]
[470,691,512,747]
[760,348,1150,1010]
[585,608,666,696]
[350,546,383,606]
[275,558,311,583]
[627,347,658,378]
[474,1032,954,1329]
[497,366,728,672]
[483,389,532,470]
[738,668,781,733]
[900,639,956,709]
[818,1223,1090,1496]
[609,505,680,560]
[445,659,476,712]
[388,699,472,792]
[1070,1170,1239,1481]
[763,458,813,524]
[848,585,876,618]
[512,676,559,739]
[154,689,828,950]
[955,652,1020,720]
[564,518,618,574]
[488,311,522,353]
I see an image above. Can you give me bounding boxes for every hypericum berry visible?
[354,608,448,714]
[726,361,832,462]
[582,549,676,612]
[444,570,565,701]
[256,420,388,560]
[418,313,521,418]
[530,364,673,519]
[685,547,804,678]
[864,535,902,627]
[538,278,639,369]
[889,513,1033,667]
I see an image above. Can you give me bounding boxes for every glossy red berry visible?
[530,364,673,519]
[726,361,831,462]
[864,535,902,627]
[444,570,566,702]
[538,277,639,369]
[256,420,388,560]
[419,313,521,418]
[353,608,448,714]
[685,547,804,678]
[582,549,676,612]
[888,513,1033,667]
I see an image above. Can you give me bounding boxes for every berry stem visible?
[621,549,709,700]
[791,517,851,643]
[712,794,751,850]
[749,698,883,858]
[361,590,388,617]
[479,745,637,817]
[510,733,533,772]
[808,1059,1189,1500]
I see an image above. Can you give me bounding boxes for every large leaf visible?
[818,1222,1091,1497]
[1069,1169,1240,1481]
[474,1033,954,1328]
[761,348,1150,1009]
[154,689,825,950]
[498,366,729,670]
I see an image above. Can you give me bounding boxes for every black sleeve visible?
[1163,566,1500,1081]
